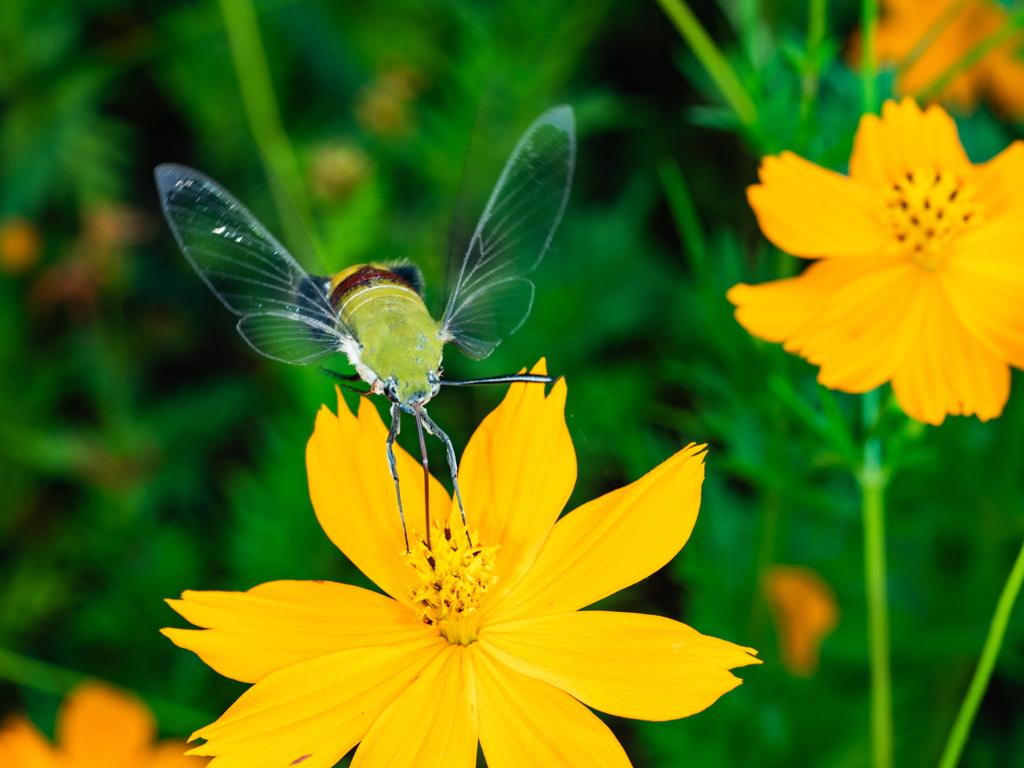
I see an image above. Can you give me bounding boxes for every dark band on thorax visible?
[329,266,416,308]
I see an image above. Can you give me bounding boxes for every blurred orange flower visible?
[355,66,425,136]
[81,203,156,257]
[163,362,759,768]
[728,97,1024,425]
[0,217,43,275]
[24,202,152,320]
[308,141,372,202]
[0,682,206,768]
[763,566,839,677]
[873,0,1024,116]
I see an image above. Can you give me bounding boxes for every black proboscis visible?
[414,406,431,550]
[440,373,558,386]
[385,403,410,553]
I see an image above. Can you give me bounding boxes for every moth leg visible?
[414,406,433,550]
[421,408,471,547]
[318,367,363,382]
[319,367,372,395]
[386,403,410,553]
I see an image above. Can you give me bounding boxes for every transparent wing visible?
[440,105,576,360]
[154,163,353,364]
[236,313,341,365]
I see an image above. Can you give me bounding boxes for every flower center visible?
[402,518,498,646]
[883,167,980,271]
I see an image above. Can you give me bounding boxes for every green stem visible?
[218,0,320,256]
[748,490,782,642]
[916,6,1024,103]
[656,158,708,278]
[798,0,828,128]
[937,535,1024,768]
[655,0,759,127]
[861,0,878,113]
[0,646,213,734]
[858,388,893,768]
[738,0,758,49]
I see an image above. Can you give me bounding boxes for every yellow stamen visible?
[402,517,498,646]
[883,166,981,270]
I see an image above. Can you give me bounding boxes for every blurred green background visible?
[2,0,1024,765]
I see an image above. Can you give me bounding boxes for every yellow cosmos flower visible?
[162,361,759,768]
[0,681,207,768]
[728,97,1024,425]
[763,565,839,678]
[873,0,1024,116]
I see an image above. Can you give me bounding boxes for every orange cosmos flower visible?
[728,97,1024,425]
[162,361,759,768]
[0,681,207,768]
[0,216,43,275]
[763,566,839,678]
[873,0,1024,116]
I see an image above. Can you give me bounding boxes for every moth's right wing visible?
[440,105,576,360]
[154,164,353,364]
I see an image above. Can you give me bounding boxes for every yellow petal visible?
[784,259,928,393]
[0,716,58,768]
[459,359,577,605]
[147,741,210,768]
[953,144,1024,365]
[470,643,632,768]
[728,257,894,346]
[746,151,887,258]
[351,646,477,768]
[849,98,971,189]
[943,241,1024,370]
[480,611,758,721]
[57,682,154,768]
[306,393,450,604]
[727,278,820,344]
[189,635,445,768]
[763,565,839,678]
[162,580,435,684]
[973,140,1024,220]
[891,277,1011,425]
[486,444,705,625]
